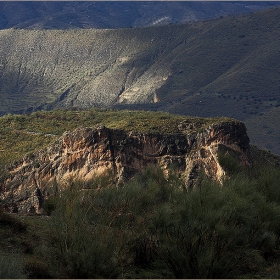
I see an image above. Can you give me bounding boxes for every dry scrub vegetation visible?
[1,162,280,278]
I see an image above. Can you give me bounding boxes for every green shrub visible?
[254,165,280,204]
[47,176,123,278]
[149,177,268,278]
[34,164,280,278]
[24,257,51,279]
[123,168,280,278]
[218,149,241,175]
[42,196,57,216]
[0,206,26,231]
[0,254,26,279]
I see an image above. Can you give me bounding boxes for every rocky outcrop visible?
[0,120,250,213]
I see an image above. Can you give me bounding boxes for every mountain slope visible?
[0,7,280,153]
[0,1,278,30]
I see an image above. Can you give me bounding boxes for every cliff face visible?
[0,120,250,213]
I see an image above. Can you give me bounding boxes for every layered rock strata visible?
[0,120,250,213]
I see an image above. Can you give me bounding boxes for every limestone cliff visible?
[0,120,250,213]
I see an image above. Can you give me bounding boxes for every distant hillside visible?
[0,1,278,30]
[0,6,280,154]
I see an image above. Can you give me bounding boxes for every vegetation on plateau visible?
[1,160,280,278]
[0,109,234,166]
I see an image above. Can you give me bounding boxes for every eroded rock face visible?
[0,120,250,213]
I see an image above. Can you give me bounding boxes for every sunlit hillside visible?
[0,7,280,153]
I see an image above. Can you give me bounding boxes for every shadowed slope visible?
[0,1,278,30]
[0,7,280,153]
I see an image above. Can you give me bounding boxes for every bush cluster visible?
[36,164,280,278]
